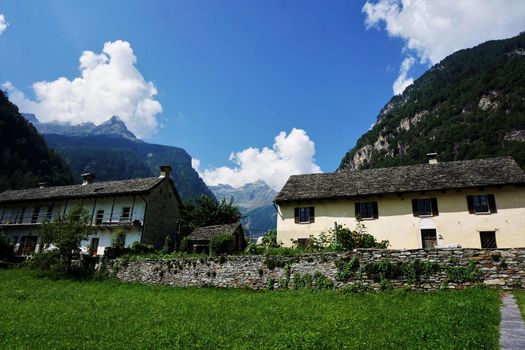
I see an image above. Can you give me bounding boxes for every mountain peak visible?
[93,116,137,141]
[23,113,139,141]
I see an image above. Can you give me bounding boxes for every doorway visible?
[421,229,437,249]
[18,236,38,255]
[89,238,100,256]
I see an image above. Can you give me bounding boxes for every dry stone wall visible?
[101,248,525,291]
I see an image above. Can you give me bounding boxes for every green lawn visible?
[0,269,500,350]
[515,290,525,320]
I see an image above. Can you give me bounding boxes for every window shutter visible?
[294,208,299,223]
[487,194,497,213]
[466,196,475,214]
[372,202,379,219]
[411,199,419,217]
[431,198,439,216]
[355,203,361,217]
[309,207,315,223]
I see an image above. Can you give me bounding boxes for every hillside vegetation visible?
[44,134,214,200]
[339,33,525,171]
[0,91,72,192]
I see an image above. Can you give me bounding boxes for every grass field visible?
[0,269,500,349]
[515,290,525,319]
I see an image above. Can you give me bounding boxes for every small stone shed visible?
[187,223,246,253]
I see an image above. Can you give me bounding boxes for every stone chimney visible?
[427,153,438,164]
[159,165,172,178]
[38,182,48,188]
[81,173,95,186]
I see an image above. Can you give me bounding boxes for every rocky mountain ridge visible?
[339,33,525,171]
[24,114,215,200]
[209,181,277,237]
[22,114,139,141]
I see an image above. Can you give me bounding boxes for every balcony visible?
[0,212,144,227]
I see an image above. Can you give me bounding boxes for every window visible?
[412,198,439,217]
[120,207,131,222]
[295,238,310,248]
[16,207,26,224]
[294,207,315,224]
[355,202,378,219]
[46,206,53,220]
[480,231,497,248]
[467,194,497,214]
[95,210,104,225]
[421,229,437,249]
[31,207,40,224]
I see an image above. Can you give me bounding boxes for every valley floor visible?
[0,269,501,349]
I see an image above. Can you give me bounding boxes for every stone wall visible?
[101,248,525,291]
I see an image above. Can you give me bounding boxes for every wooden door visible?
[89,238,100,256]
[19,236,37,255]
[421,229,437,249]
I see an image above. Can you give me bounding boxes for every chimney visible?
[159,165,172,178]
[38,182,48,188]
[81,173,95,186]
[427,152,438,164]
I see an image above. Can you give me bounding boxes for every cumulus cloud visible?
[363,0,525,93]
[3,40,162,138]
[392,56,414,95]
[199,128,321,191]
[0,14,7,34]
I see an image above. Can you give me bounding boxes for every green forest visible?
[339,33,525,171]
[0,91,72,192]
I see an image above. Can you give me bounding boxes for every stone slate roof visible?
[188,223,242,241]
[0,177,165,204]
[275,157,525,203]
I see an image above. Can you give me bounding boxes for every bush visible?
[210,233,234,255]
[0,232,15,261]
[28,250,67,276]
[111,231,126,250]
[129,242,156,255]
[179,236,190,253]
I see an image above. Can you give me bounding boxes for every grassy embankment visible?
[0,269,500,349]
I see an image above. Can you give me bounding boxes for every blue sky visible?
[1,1,523,189]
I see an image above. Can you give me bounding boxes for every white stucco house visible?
[0,166,181,255]
[275,156,525,249]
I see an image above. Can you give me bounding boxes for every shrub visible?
[209,233,234,255]
[111,230,126,250]
[129,242,156,255]
[335,256,360,281]
[28,250,67,277]
[0,232,15,261]
[446,261,481,283]
[179,236,190,253]
[244,242,263,255]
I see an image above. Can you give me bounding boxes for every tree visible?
[179,195,241,233]
[39,206,96,274]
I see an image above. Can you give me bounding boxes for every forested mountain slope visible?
[0,91,72,192]
[25,114,214,201]
[339,33,525,171]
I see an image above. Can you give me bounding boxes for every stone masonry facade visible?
[101,248,525,291]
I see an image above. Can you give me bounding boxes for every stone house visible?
[186,223,246,253]
[0,166,181,255]
[275,156,525,249]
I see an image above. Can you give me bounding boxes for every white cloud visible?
[3,40,162,138]
[363,0,525,92]
[0,14,7,34]
[199,128,321,191]
[392,56,414,95]
[191,158,201,172]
